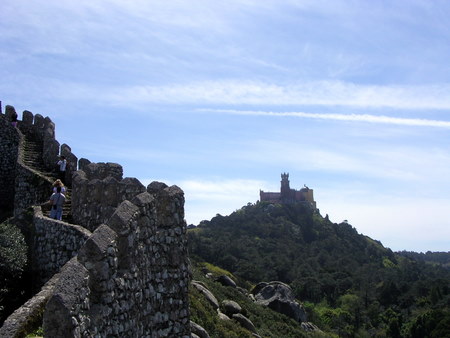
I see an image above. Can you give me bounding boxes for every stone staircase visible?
[23,134,73,223]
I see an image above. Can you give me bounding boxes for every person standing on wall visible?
[57,155,67,183]
[52,179,66,193]
[49,186,65,220]
[11,111,18,127]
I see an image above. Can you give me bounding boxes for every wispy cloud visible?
[210,109,450,128]
[110,81,450,110]
[13,80,448,111]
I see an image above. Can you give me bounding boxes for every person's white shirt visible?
[57,159,66,171]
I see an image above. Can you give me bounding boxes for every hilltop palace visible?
[260,173,317,209]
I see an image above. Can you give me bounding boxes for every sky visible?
[1,0,450,252]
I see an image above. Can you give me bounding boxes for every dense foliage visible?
[0,221,29,325]
[189,259,329,337]
[398,251,450,268]
[188,202,450,337]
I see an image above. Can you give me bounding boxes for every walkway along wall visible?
[0,106,78,218]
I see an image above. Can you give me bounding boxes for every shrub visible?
[0,221,28,324]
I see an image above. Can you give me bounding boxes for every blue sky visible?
[1,0,450,252]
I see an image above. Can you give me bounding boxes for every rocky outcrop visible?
[251,281,307,323]
[216,275,237,288]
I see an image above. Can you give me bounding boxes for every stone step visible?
[23,134,74,223]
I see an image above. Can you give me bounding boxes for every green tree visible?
[0,221,28,324]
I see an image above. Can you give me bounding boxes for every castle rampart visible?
[0,105,191,337]
[71,162,147,232]
[43,186,190,337]
[0,106,78,218]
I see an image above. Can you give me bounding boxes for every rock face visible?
[251,281,307,323]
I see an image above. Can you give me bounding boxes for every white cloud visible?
[10,79,448,111]
[92,81,450,110]
[212,109,450,128]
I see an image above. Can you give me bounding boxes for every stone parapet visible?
[43,188,190,337]
[72,162,146,232]
[32,206,92,288]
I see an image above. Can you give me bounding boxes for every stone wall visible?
[31,206,92,288]
[14,164,54,217]
[0,104,191,337]
[71,162,146,232]
[43,185,190,337]
[0,114,20,220]
[0,106,78,217]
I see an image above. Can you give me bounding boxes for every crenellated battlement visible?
[0,105,190,337]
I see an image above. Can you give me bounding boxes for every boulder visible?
[190,321,210,338]
[301,322,321,332]
[251,281,307,323]
[221,300,242,316]
[216,275,237,288]
[232,313,258,334]
[218,311,230,321]
[192,281,219,310]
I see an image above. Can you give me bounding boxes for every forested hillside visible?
[188,202,450,337]
[398,251,450,268]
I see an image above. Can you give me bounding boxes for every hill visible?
[398,251,450,269]
[188,201,450,337]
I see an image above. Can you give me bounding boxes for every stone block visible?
[43,258,89,337]
[78,224,117,265]
[34,114,45,128]
[78,158,91,171]
[22,110,33,125]
[107,200,139,236]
